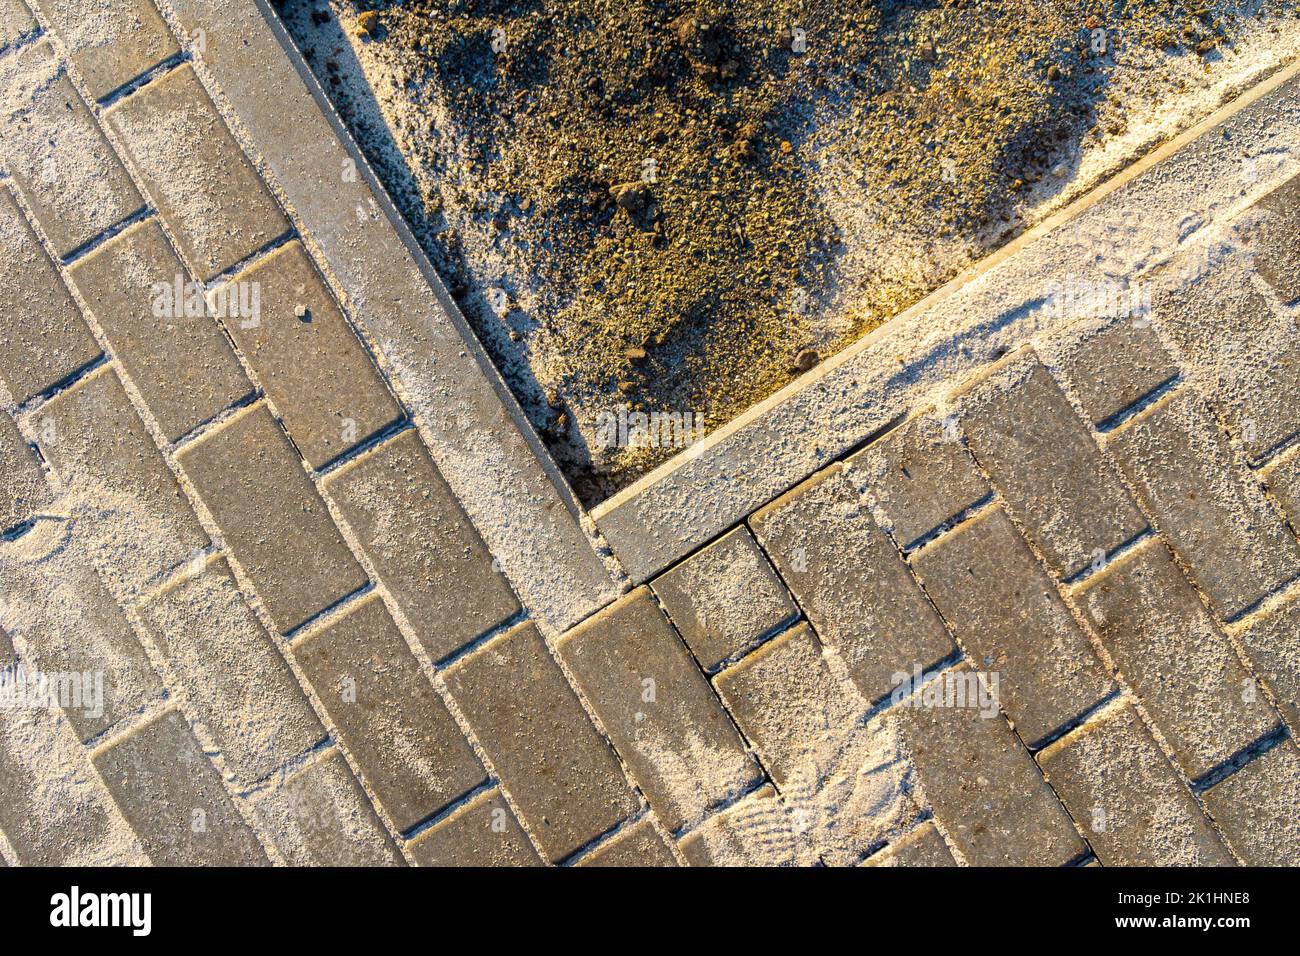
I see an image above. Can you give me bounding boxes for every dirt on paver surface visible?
[278,0,1300,504]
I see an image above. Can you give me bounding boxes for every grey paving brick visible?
[849,409,989,550]
[862,820,956,867]
[33,364,208,583]
[1235,597,1300,737]
[0,186,102,403]
[0,0,35,50]
[258,749,403,867]
[678,784,797,866]
[1154,268,1300,462]
[68,218,253,441]
[31,0,178,101]
[93,708,267,866]
[1047,317,1179,425]
[558,587,761,832]
[1038,703,1234,866]
[104,64,288,281]
[322,428,517,661]
[954,354,1147,579]
[749,464,956,701]
[177,403,367,633]
[0,522,162,742]
[1203,740,1300,866]
[1262,443,1300,524]
[1076,538,1278,779]
[137,555,323,785]
[444,621,638,863]
[0,44,144,257]
[1239,171,1300,303]
[651,526,797,671]
[899,664,1085,866]
[294,594,485,833]
[0,410,50,532]
[577,817,678,867]
[1108,390,1300,620]
[221,240,402,468]
[911,506,1114,747]
[407,788,542,867]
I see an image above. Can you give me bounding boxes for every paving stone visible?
[1153,270,1300,462]
[177,403,367,633]
[1203,740,1300,866]
[749,464,956,702]
[93,708,267,866]
[0,186,102,403]
[558,587,761,832]
[444,621,638,863]
[137,555,323,785]
[0,521,162,742]
[1076,538,1279,779]
[31,0,179,101]
[1038,702,1234,866]
[0,44,144,257]
[104,64,288,281]
[911,506,1114,747]
[323,428,517,661]
[678,785,798,866]
[577,817,678,867]
[294,594,485,833]
[651,526,797,672]
[1239,171,1300,303]
[1108,390,1300,620]
[68,218,253,441]
[0,410,50,532]
[257,749,403,867]
[1235,598,1300,736]
[849,409,989,550]
[0,0,35,50]
[1047,316,1179,425]
[221,240,402,468]
[1263,445,1300,525]
[407,788,542,867]
[954,354,1147,579]
[899,664,1085,866]
[862,820,957,867]
[33,364,209,584]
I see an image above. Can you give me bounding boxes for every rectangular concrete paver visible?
[257,749,404,867]
[220,240,403,468]
[1202,739,1300,866]
[1038,703,1234,866]
[137,555,324,785]
[899,665,1085,866]
[1108,390,1300,620]
[750,464,956,702]
[93,708,267,866]
[862,820,957,867]
[0,187,102,403]
[0,410,50,532]
[558,587,762,832]
[444,621,638,863]
[1235,598,1300,736]
[104,63,288,281]
[850,409,989,550]
[651,525,797,671]
[912,506,1114,747]
[33,363,209,583]
[0,0,35,49]
[0,43,144,257]
[407,788,542,867]
[1046,317,1179,425]
[1076,538,1279,780]
[322,428,518,662]
[954,354,1148,579]
[577,818,678,867]
[1239,171,1300,303]
[1263,445,1300,526]
[67,217,253,441]
[293,594,485,833]
[177,403,367,633]
[31,0,179,101]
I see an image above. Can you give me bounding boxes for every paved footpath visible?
[0,0,1298,866]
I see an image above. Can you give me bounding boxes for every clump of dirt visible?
[278,0,1300,504]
